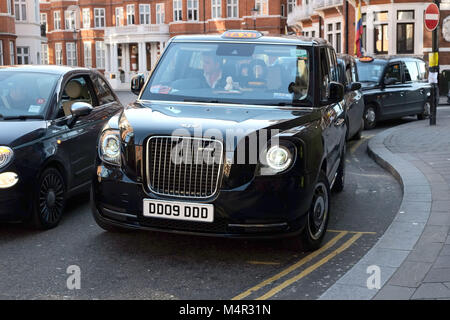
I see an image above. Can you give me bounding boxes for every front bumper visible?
[92,164,315,238]
[0,171,33,221]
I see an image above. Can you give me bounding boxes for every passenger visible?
[200,52,227,89]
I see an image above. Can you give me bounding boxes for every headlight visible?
[266,145,292,171]
[0,146,14,169]
[98,130,121,166]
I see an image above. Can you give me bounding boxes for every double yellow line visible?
[232,231,364,300]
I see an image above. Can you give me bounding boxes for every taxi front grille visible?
[145,136,223,198]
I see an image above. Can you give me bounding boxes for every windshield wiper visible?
[183,98,221,104]
[277,101,310,107]
[1,115,45,120]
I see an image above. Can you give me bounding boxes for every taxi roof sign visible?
[359,56,374,62]
[222,30,263,39]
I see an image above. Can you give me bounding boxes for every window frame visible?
[55,43,63,65]
[173,0,182,22]
[54,11,61,30]
[255,0,269,16]
[64,10,76,30]
[94,8,105,28]
[127,4,135,25]
[41,43,49,65]
[9,41,14,65]
[227,0,238,18]
[82,8,91,29]
[16,46,30,65]
[14,0,27,21]
[84,42,92,68]
[156,3,165,24]
[0,41,3,66]
[66,42,77,67]
[188,0,199,21]
[139,4,151,25]
[211,0,221,19]
[95,41,105,69]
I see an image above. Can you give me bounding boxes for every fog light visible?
[0,172,19,189]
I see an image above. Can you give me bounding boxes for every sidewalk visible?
[320,108,450,300]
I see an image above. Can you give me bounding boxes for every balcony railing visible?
[313,0,343,9]
[287,4,314,25]
[105,24,169,37]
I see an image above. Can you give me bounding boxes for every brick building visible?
[287,0,450,72]
[40,0,290,89]
[0,0,17,65]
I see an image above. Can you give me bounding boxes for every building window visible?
[127,5,135,25]
[287,0,296,14]
[374,24,388,54]
[10,42,14,65]
[140,4,151,24]
[17,47,29,65]
[41,44,48,64]
[84,42,92,68]
[54,11,61,30]
[0,41,3,66]
[14,0,26,21]
[115,7,124,26]
[326,22,342,53]
[156,4,165,24]
[95,41,105,69]
[397,10,414,54]
[66,43,76,66]
[173,0,182,22]
[55,43,62,65]
[82,8,90,29]
[7,0,12,15]
[255,0,268,15]
[212,0,221,19]
[65,10,76,30]
[227,0,238,18]
[312,30,315,37]
[40,13,47,32]
[94,8,105,28]
[374,11,388,54]
[188,0,199,21]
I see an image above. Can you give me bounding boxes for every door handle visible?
[400,92,404,97]
[420,89,425,95]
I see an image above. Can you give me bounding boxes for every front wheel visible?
[301,171,331,251]
[417,101,431,120]
[363,105,377,130]
[30,168,66,230]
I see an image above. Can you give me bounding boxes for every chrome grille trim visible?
[146,136,223,199]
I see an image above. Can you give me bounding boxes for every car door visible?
[402,60,423,115]
[380,62,405,118]
[320,48,345,182]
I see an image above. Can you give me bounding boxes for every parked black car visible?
[337,54,364,140]
[0,66,123,229]
[356,56,431,129]
[92,31,347,250]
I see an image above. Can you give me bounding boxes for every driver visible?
[0,82,31,111]
[200,52,227,89]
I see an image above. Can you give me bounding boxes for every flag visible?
[354,1,363,57]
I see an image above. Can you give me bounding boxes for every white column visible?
[105,44,111,73]
[159,41,164,57]
[150,42,157,70]
[138,42,147,73]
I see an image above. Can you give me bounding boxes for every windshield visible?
[0,71,59,119]
[356,61,386,83]
[141,42,311,106]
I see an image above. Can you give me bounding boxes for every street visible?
[0,91,410,300]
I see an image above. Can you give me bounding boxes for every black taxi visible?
[91,31,347,250]
[0,66,123,229]
[356,56,431,129]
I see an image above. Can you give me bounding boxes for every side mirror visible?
[327,81,345,104]
[68,102,93,127]
[131,74,145,96]
[349,82,362,91]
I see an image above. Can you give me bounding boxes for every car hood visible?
[0,121,47,148]
[122,101,319,144]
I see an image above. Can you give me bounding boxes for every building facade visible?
[40,0,290,89]
[0,0,17,66]
[287,0,450,71]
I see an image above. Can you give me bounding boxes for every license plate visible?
[143,199,214,223]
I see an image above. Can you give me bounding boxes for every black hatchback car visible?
[92,31,347,250]
[356,56,431,129]
[0,66,123,229]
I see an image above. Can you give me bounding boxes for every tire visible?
[417,101,431,120]
[363,105,377,130]
[332,145,346,193]
[30,167,66,230]
[301,171,331,251]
